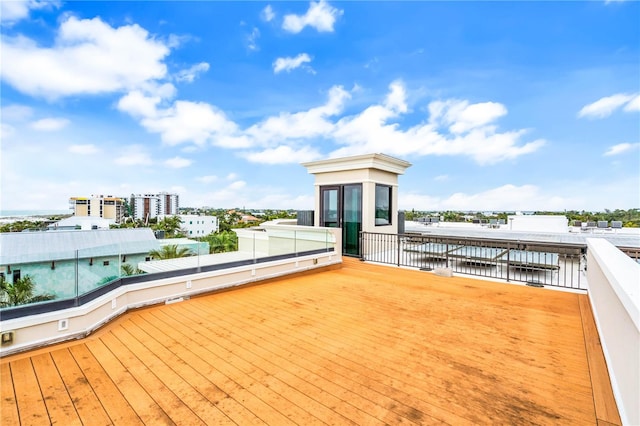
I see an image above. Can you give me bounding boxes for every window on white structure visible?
[375,184,392,226]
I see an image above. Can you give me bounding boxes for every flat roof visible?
[405,221,640,248]
[302,153,412,175]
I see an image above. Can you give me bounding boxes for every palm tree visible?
[121,263,145,276]
[149,245,193,260]
[209,231,238,253]
[152,216,185,238]
[0,275,56,307]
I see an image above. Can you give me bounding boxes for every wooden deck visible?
[1,257,620,425]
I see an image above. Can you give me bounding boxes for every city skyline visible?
[1,1,639,212]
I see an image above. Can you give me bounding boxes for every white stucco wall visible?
[586,238,639,426]
[508,215,569,233]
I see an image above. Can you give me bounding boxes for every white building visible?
[69,195,125,224]
[158,192,180,217]
[158,214,219,237]
[130,192,179,221]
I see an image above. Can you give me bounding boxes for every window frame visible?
[374,184,392,226]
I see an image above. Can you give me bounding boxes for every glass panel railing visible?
[1,226,337,312]
[1,246,78,307]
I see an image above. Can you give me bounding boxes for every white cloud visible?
[1,104,33,121]
[175,62,210,83]
[434,175,449,182]
[117,90,162,118]
[167,34,192,49]
[604,142,640,156]
[578,93,638,119]
[30,117,70,131]
[118,91,238,147]
[245,85,349,146]
[273,53,313,74]
[401,184,576,211]
[68,144,101,155]
[120,79,542,166]
[229,180,246,190]
[196,175,218,184]
[1,16,170,99]
[226,173,238,181]
[623,94,640,112]
[261,5,275,22]
[330,81,544,165]
[282,0,343,33]
[247,27,260,51]
[384,80,408,114]
[430,100,507,134]
[242,145,322,164]
[1,0,58,25]
[164,156,192,168]
[114,145,153,166]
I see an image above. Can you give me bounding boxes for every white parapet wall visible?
[0,250,341,357]
[507,215,569,233]
[236,221,338,257]
[586,238,639,426]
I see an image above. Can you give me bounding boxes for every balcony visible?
[0,256,625,424]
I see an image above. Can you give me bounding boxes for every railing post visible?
[506,244,510,282]
[74,249,79,307]
[397,234,401,267]
[446,242,449,268]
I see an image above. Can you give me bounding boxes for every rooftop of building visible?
[0,228,159,264]
[405,220,640,249]
[0,257,620,425]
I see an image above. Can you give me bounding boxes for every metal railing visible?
[360,232,586,290]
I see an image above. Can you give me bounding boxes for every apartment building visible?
[130,192,179,221]
[69,195,124,224]
[159,214,219,236]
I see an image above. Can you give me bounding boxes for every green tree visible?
[121,264,145,276]
[0,220,46,233]
[149,245,193,259]
[0,275,55,307]
[152,216,185,238]
[210,231,238,253]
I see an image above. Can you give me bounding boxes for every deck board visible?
[84,338,176,425]
[48,348,112,425]
[0,363,20,425]
[30,353,82,426]
[0,257,620,425]
[11,358,50,425]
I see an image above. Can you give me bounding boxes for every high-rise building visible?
[130,192,179,221]
[69,195,125,224]
[158,192,180,216]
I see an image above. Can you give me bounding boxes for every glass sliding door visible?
[342,184,362,255]
[320,185,362,255]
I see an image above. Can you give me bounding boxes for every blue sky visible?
[1,0,638,212]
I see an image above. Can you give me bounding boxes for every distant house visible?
[0,229,160,299]
[240,214,260,224]
[159,214,219,237]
